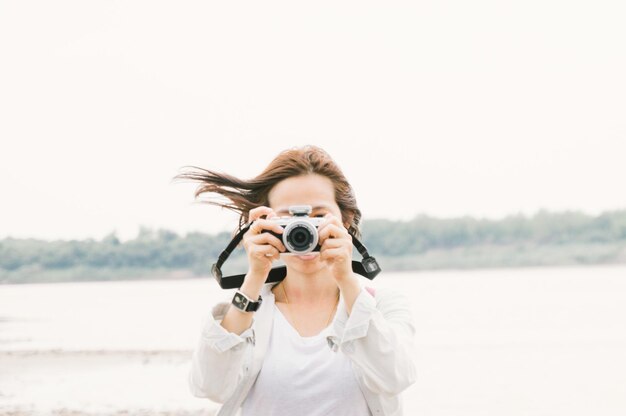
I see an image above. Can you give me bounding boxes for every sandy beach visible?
[2,268,626,415]
[0,349,217,416]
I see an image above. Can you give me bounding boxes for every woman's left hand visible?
[317,213,354,282]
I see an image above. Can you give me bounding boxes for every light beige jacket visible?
[188,277,417,415]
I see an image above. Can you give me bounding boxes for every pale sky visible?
[1,1,625,242]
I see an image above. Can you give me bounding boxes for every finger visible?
[248,206,276,223]
[317,213,346,235]
[251,244,280,259]
[248,232,287,253]
[248,218,285,236]
[318,223,350,243]
[317,213,336,230]
[265,249,280,261]
[243,230,285,252]
[321,237,350,250]
[246,222,259,235]
[320,247,350,262]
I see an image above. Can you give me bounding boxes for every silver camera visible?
[263,205,324,255]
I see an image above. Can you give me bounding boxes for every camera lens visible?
[283,219,319,254]
[287,226,312,250]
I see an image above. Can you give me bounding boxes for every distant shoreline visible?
[3,209,626,284]
[2,241,625,284]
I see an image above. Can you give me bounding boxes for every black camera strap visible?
[211,222,381,289]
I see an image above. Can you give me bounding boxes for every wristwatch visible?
[231,290,263,312]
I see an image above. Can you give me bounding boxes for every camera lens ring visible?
[282,220,319,255]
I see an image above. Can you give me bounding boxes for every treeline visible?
[1,209,626,284]
[0,228,234,283]
[362,209,626,255]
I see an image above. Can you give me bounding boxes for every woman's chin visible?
[283,253,324,270]
[296,253,318,261]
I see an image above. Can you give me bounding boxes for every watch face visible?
[233,293,248,309]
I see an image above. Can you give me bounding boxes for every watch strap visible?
[232,290,263,312]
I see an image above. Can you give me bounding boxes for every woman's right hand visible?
[242,206,287,280]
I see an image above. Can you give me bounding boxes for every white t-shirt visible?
[241,302,372,416]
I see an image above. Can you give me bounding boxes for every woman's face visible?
[268,173,345,272]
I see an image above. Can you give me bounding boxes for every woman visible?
[177,145,416,416]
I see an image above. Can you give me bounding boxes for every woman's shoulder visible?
[357,273,402,297]
[369,286,408,302]
[359,279,411,312]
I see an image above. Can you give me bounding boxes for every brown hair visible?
[173,145,362,238]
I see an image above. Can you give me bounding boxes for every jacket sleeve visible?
[188,301,256,403]
[332,286,417,395]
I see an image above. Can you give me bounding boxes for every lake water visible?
[1,265,625,415]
